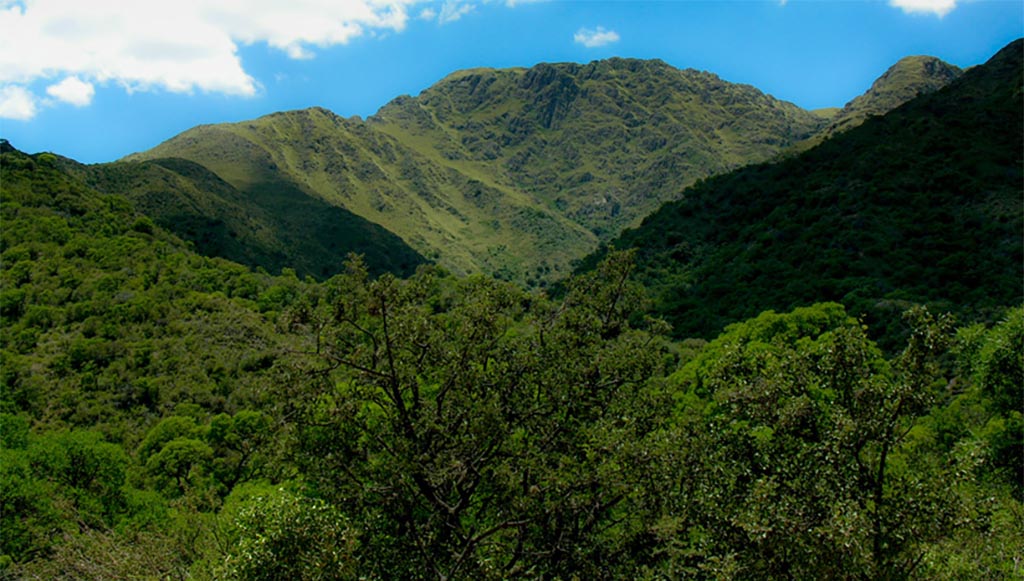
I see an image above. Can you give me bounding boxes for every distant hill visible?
[828,55,962,132]
[127,59,827,285]
[584,39,1022,344]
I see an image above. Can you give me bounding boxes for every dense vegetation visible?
[588,39,1022,347]
[1,40,1021,580]
[2,139,1021,578]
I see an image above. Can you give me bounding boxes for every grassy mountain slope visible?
[129,107,596,284]
[59,155,426,279]
[370,58,825,238]
[129,60,827,285]
[587,39,1023,344]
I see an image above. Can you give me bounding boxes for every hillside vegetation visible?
[2,141,1021,576]
[587,39,1022,346]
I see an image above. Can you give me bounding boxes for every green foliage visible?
[0,446,64,563]
[642,304,995,578]
[1,429,131,565]
[0,145,296,435]
[144,437,214,496]
[951,307,1024,498]
[218,488,357,581]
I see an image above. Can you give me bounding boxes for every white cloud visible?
[437,1,475,23]
[574,26,620,48]
[46,76,95,106]
[419,6,438,20]
[0,0,427,115]
[0,85,37,120]
[889,0,958,17]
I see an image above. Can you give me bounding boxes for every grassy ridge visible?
[371,58,826,238]
[129,107,595,284]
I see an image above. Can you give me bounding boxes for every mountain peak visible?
[797,53,962,144]
[841,54,961,116]
[853,55,962,109]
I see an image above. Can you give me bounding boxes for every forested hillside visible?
[2,139,1021,578]
[588,39,1023,346]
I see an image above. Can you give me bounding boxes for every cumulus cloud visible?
[574,26,619,48]
[46,76,95,106]
[0,85,37,120]
[0,0,425,119]
[889,0,959,17]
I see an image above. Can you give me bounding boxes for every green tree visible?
[207,410,272,491]
[288,253,670,579]
[648,304,965,578]
[218,487,357,581]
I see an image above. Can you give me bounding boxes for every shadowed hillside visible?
[584,39,1023,345]
[60,155,426,279]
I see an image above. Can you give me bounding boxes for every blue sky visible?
[1,0,1021,164]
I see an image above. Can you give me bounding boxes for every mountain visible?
[128,59,827,285]
[369,58,825,237]
[585,39,1023,345]
[5,38,1023,573]
[59,154,426,279]
[794,55,962,150]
